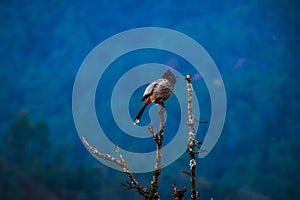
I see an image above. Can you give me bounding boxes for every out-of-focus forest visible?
[0,0,299,199]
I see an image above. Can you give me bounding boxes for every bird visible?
[133,69,176,125]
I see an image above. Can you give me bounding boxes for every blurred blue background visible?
[0,0,299,199]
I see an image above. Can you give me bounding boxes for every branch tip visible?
[184,74,192,83]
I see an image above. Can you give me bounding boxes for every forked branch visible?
[81,74,211,200]
[80,137,150,198]
[81,104,166,200]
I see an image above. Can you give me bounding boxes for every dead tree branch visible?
[81,104,166,200]
[81,74,212,200]
[184,74,200,200]
[149,105,165,199]
[172,184,187,200]
[80,137,151,198]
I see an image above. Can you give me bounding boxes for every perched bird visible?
[133,69,176,125]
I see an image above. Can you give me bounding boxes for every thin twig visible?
[81,137,125,169]
[194,119,208,124]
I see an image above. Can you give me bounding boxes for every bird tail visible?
[133,103,148,125]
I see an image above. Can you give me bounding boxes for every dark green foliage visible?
[3,110,49,165]
[0,112,137,199]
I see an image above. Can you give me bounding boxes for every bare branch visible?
[80,137,150,198]
[184,74,200,200]
[172,184,187,200]
[81,137,125,169]
[81,104,166,200]
[80,74,212,200]
[148,125,158,141]
[194,119,208,124]
[149,105,165,199]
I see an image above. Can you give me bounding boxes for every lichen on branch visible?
[184,74,200,200]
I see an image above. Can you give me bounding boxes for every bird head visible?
[161,69,177,85]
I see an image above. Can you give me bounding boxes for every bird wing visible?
[141,81,158,101]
